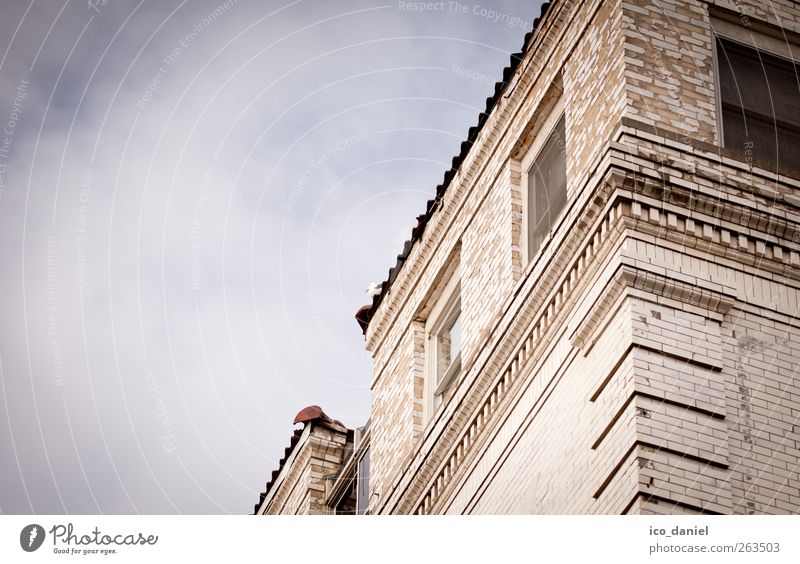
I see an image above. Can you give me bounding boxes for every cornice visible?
[569,261,737,352]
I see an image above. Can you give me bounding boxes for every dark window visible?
[717,37,800,172]
[527,114,567,258]
[356,447,370,515]
[334,481,356,515]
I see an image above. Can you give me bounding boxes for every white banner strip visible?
[1,515,798,563]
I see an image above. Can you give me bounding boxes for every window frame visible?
[712,15,800,156]
[355,446,370,515]
[423,267,462,421]
[520,97,567,266]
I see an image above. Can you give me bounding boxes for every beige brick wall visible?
[364,0,800,515]
[462,167,516,367]
[370,322,423,499]
[564,0,627,197]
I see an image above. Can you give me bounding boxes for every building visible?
[254,0,800,515]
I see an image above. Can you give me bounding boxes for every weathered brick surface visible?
[620,0,717,143]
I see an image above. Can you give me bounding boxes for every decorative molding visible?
[569,263,736,351]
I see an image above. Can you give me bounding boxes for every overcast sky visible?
[0,0,543,514]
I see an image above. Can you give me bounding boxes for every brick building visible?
[254,0,800,515]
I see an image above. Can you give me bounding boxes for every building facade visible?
[255,0,800,515]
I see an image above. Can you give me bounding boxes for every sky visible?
[0,0,544,514]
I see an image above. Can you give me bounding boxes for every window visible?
[716,36,800,172]
[424,272,461,418]
[355,447,370,515]
[523,109,567,263]
[432,295,461,392]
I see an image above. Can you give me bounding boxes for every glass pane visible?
[448,311,461,359]
[356,447,370,515]
[528,114,567,257]
[436,305,461,384]
[717,38,800,125]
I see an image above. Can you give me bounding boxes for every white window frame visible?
[423,268,462,421]
[521,97,566,266]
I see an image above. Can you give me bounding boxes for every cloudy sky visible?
[0,0,543,514]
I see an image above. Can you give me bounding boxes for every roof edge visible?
[362,1,559,334]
